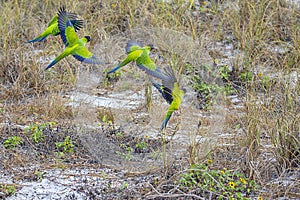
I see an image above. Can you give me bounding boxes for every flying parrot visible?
[26,7,83,43]
[150,67,185,130]
[45,6,104,70]
[107,41,169,80]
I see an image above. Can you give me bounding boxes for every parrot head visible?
[145,44,156,53]
[84,36,91,42]
[148,44,155,50]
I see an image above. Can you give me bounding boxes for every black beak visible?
[85,36,91,42]
[148,44,155,50]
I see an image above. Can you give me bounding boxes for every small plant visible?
[260,74,275,90]
[0,184,16,196]
[239,71,253,82]
[115,131,124,138]
[34,171,43,182]
[3,136,23,148]
[101,114,113,125]
[56,136,74,155]
[101,171,107,179]
[135,141,147,150]
[189,63,237,109]
[178,161,258,199]
[218,65,231,80]
[117,144,133,160]
[25,122,56,143]
[120,181,129,190]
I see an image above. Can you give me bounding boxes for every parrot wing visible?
[125,41,143,53]
[161,66,177,91]
[47,14,58,27]
[150,77,173,104]
[26,15,57,43]
[136,57,169,80]
[57,6,79,45]
[72,46,104,64]
[70,19,83,32]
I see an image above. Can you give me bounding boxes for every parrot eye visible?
[84,36,91,42]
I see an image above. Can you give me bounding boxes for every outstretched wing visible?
[125,40,143,53]
[70,19,83,32]
[47,14,58,27]
[150,77,173,104]
[161,66,177,91]
[73,46,104,64]
[57,6,79,45]
[136,59,169,80]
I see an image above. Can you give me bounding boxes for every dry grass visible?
[0,0,299,199]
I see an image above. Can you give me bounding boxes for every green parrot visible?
[26,7,83,43]
[107,41,169,80]
[45,7,104,70]
[150,67,185,130]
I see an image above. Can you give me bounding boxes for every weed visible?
[145,82,152,112]
[218,65,231,80]
[0,184,16,197]
[239,71,253,82]
[115,131,124,138]
[135,141,147,150]
[101,171,107,180]
[56,136,74,155]
[96,109,114,126]
[120,181,128,190]
[117,144,133,161]
[188,63,237,109]
[34,171,43,182]
[25,122,56,143]
[3,136,23,148]
[178,161,258,200]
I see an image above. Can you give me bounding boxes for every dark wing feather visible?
[136,63,169,80]
[150,77,173,104]
[58,6,72,45]
[161,66,177,91]
[125,40,143,53]
[73,54,105,65]
[70,19,83,32]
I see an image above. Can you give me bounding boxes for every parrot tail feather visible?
[26,35,48,43]
[107,65,121,74]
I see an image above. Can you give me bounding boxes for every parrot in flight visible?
[107,41,169,80]
[45,6,104,70]
[26,7,83,43]
[150,67,185,130]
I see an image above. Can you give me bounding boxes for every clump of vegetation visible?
[0,184,16,197]
[25,122,56,143]
[56,135,75,156]
[3,136,23,148]
[178,161,258,200]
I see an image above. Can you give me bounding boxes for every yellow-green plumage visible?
[26,10,83,43]
[107,41,168,80]
[46,7,104,70]
[151,67,184,130]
